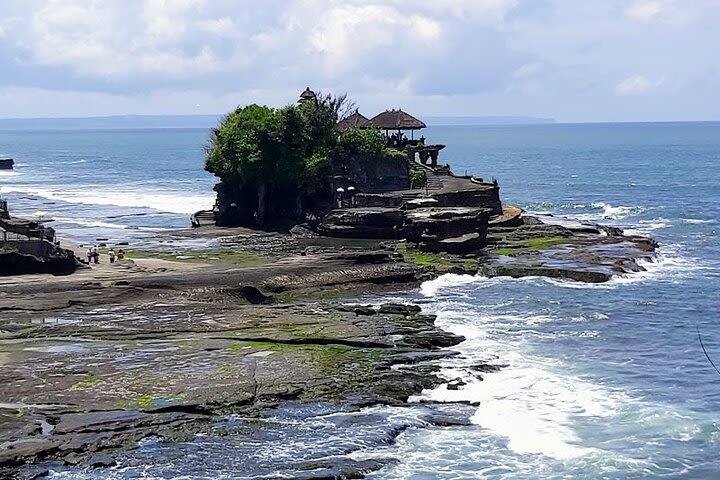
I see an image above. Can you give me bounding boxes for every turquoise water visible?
[2,123,719,478]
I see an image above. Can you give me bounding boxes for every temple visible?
[304,88,511,254]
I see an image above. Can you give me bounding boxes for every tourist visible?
[117,249,125,260]
[91,245,99,264]
[108,248,116,264]
[86,247,92,264]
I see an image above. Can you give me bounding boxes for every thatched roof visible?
[369,109,426,130]
[337,111,371,131]
[298,87,316,103]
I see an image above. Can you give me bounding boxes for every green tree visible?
[205,94,352,226]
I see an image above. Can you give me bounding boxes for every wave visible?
[0,170,22,177]
[590,202,646,220]
[53,216,129,230]
[404,288,717,474]
[411,308,627,460]
[1,186,214,214]
[682,218,716,225]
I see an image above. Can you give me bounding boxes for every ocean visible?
[1,122,719,479]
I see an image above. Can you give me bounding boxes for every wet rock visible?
[446,378,467,390]
[402,330,466,349]
[481,264,611,283]
[428,414,472,427]
[425,402,477,427]
[378,303,422,316]
[88,453,116,468]
[387,351,460,365]
[353,306,376,316]
[470,363,506,374]
[293,458,394,480]
[237,285,274,305]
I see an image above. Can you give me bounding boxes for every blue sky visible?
[0,0,718,122]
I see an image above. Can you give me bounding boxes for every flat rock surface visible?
[0,292,461,471]
[482,215,658,282]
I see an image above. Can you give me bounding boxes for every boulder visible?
[378,303,422,316]
[0,242,77,276]
[420,232,485,255]
[317,208,404,239]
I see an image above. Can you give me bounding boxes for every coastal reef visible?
[0,248,466,478]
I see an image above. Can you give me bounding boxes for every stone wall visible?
[331,153,410,193]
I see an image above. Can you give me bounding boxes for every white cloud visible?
[615,74,664,95]
[625,0,720,24]
[310,5,441,76]
[15,0,241,77]
[625,1,665,22]
[0,0,718,121]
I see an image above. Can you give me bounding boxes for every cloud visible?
[309,5,441,76]
[0,0,522,97]
[615,74,664,95]
[0,0,718,121]
[624,0,720,24]
[625,1,665,22]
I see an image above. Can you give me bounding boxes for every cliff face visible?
[330,152,409,192]
[212,151,408,227]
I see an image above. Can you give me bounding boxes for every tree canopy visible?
[205,94,350,189]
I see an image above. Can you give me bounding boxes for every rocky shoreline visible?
[0,211,658,479]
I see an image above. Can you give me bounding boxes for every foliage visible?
[409,169,427,188]
[205,93,351,188]
[337,128,387,155]
[384,148,408,161]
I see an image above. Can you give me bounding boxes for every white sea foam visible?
[419,273,492,297]
[0,170,22,177]
[411,272,717,464]
[590,202,646,220]
[411,308,626,460]
[53,217,130,230]
[1,186,214,214]
[623,218,671,236]
[682,218,716,225]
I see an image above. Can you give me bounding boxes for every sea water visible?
[1,122,719,479]
[0,128,216,245]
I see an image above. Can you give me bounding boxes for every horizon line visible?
[0,113,719,127]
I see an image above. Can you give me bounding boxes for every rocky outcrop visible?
[316,208,404,238]
[482,216,658,283]
[0,299,462,473]
[0,241,77,276]
[431,187,502,215]
[404,207,492,254]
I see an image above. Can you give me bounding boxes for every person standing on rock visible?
[108,248,116,264]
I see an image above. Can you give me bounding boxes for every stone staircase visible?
[191,210,216,227]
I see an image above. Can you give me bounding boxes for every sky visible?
[0,0,718,123]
